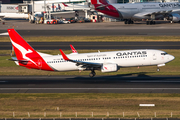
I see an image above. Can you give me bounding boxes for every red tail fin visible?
[8,29,39,62]
[91,0,120,18]
[8,29,54,71]
[91,0,109,5]
[91,0,97,4]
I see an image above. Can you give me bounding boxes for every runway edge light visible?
[139,104,155,106]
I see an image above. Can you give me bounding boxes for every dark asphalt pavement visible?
[1,42,180,50]
[0,75,180,93]
[1,29,180,36]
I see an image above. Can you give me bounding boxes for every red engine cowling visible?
[101,63,118,73]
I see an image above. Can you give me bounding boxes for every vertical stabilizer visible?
[7,29,54,71]
[8,29,39,63]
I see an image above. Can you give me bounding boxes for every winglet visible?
[70,44,78,53]
[62,3,68,7]
[59,49,70,61]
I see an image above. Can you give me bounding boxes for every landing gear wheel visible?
[89,70,96,77]
[128,20,131,24]
[146,21,150,25]
[157,68,160,72]
[147,21,155,25]
[150,21,153,25]
[124,20,127,24]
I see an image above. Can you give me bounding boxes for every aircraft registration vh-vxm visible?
[8,29,174,77]
[91,0,180,25]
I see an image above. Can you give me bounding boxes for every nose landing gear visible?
[157,67,160,72]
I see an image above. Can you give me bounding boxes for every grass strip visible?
[0,93,180,118]
[1,36,180,42]
[0,49,179,76]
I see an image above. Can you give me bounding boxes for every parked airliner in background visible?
[91,0,180,25]
[62,2,91,10]
[8,29,174,77]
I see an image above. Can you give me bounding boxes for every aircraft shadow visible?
[1,72,180,85]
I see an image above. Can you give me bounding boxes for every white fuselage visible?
[111,2,180,19]
[42,49,174,71]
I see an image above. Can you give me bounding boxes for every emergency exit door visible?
[153,52,157,60]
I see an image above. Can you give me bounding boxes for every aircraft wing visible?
[146,10,172,16]
[60,49,102,68]
[134,10,173,17]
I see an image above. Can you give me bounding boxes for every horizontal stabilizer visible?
[8,57,29,62]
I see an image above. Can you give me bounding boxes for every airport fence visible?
[1,111,180,118]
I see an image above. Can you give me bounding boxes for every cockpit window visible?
[161,52,168,55]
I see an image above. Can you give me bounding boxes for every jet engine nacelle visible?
[101,63,118,73]
[167,13,180,22]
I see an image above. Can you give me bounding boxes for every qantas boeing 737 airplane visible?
[8,29,174,77]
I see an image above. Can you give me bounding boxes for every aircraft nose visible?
[168,55,175,61]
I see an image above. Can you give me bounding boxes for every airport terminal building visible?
[1,0,179,4]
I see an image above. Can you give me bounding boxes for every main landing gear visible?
[89,70,96,77]
[124,19,134,24]
[146,21,156,25]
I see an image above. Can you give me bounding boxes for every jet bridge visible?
[18,4,30,14]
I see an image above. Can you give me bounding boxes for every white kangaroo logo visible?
[10,38,37,66]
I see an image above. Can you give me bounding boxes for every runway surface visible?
[1,42,180,50]
[1,75,180,93]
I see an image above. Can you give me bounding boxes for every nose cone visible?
[168,55,175,61]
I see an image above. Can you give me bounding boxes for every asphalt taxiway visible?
[0,75,180,93]
[1,29,180,36]
[1,20,180,36]
[1,42,180,50]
